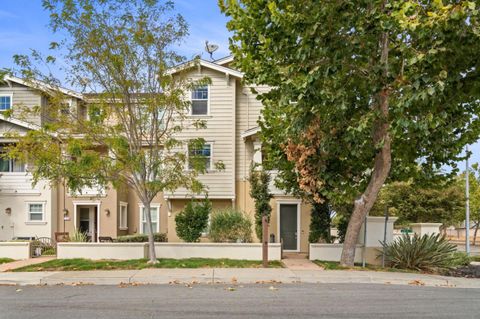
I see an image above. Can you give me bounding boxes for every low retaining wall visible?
[57,243,148,260]
[154,243,282,261]
[0,242,31,260]
[56,242,282,261]
[309,244,381,265]
[410,223,442,237]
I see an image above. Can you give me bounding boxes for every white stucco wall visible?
[410,223,442,237]
[154,243,282,261]
[57,242,282,261]
[0,178,56,240]
[57,243,148,260]
[0,242,31,259]
[358,216,398,247]
[309,244,364,263]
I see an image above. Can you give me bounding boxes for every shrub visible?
[209,208,253,243]
[309,202,332,243]
[447,251,471,268]
[175,199,211,242]
[116,233,167,243]
[69,229,88,242]
[380,233,457,271]
[248,165,272,240]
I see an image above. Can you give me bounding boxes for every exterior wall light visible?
[5,207,11,215]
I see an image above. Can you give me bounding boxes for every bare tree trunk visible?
[340,32,391,267]
[473,221,479,246]
[143,201,158,264]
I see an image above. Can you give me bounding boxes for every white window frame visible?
[0,94,13,111]
[139,203,161,234]
[189,85,210,116]
[119,201,128,230]
[187,142,213,171]
[26,201,46,224]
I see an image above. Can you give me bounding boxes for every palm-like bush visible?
[69,229,88,242]
[380,233,457,271]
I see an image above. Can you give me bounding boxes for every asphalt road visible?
[0,283,479,319]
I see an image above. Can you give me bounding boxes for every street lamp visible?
[466,145,470,255]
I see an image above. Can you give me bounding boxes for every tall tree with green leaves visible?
[5,0,209,263]
[221,0,480,266]
[370,180,465,227]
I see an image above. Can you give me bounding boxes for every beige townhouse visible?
[0,57,312,253]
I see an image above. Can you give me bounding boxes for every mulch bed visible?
[447,264,480,278]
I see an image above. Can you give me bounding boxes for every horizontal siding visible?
[0,82,42,126]
[235,84,268,181]
[166,68,236,198]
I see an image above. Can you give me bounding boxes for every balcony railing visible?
[0,172,41,195]
[69,184,106,197]
[267,170,288,196]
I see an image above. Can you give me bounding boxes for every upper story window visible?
[0,146,25,172]
[0,95,12,111]
[188,143,212,170]
[191,86,209,115]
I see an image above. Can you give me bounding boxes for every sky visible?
[0,0,478,168]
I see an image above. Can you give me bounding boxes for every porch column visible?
[252,139,262,168]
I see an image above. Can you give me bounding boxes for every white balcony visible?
[69,184,106,197]
[0,172,41,195]
[267,170,288,196]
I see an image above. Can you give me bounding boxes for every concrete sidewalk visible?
[1,268,479,289]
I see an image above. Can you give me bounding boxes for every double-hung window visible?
[27,203,45,222]
[140,205,160,234]
[188,143,212,170]
[191,86,208,115]
[0,95,12,111]
[119,202,128,230]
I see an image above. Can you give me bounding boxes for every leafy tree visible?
[309,202,332,243]
[221,0,480,266]
[5,0,209,263]
[175,199,211,242]
[248,165,273,240]
[370,181,465,227]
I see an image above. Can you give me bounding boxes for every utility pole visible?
[262,215,268,268]
[466,145,471,255]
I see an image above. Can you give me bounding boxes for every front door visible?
[280,204,298,251]
[78,206,97,242]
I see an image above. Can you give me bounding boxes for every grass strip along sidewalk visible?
[0,258,14,265]
[12,258,283,272]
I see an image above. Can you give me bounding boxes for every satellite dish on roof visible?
[205,40,219,60]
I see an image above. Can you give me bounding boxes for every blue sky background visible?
[0,0,478,169]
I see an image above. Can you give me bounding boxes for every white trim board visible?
[138,203,161,233]
[167,59,243,78]
[73,201,101,242]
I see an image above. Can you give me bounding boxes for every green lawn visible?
[13,258,283,272]
[0,258,14,265]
